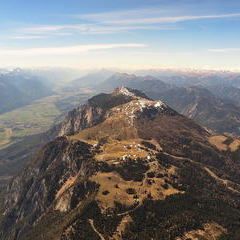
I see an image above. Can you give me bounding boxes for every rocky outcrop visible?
[56,105,104,136]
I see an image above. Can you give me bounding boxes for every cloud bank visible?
[0,43,147,56]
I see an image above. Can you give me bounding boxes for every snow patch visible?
[154,100,166,109]
[137,99,165,112]
[138,99,148,110]
[116,87,135,97]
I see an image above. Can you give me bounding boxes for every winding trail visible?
[164,152,240,194]
[204,167,240,194]
[88,219,106,240]
[106,203,141,218]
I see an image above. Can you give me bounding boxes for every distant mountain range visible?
[151,86,240,136]
[135,69,240,88]
[65,69,114,90]
[0,69,53,114]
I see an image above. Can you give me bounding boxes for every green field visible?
[0,90,94,149]
[0,95,61,148]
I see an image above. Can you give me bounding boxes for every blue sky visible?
[0,0,240,70]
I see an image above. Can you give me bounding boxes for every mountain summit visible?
[1,88,240,240]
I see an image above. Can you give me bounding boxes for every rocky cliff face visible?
[2,137,97,238]
[56,105,104,136]
[1,88,240,240]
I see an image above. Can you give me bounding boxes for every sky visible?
[0,0,240,70]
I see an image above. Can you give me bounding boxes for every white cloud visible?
[0,43,147,56]
[76,8,170,21]
[15,9,240,38]
[78,8,240,25]
[9,32,73,40]
[102,13,240,25]
[20,23,177,36]
[208,48,240,53]
[10,35,47,40]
